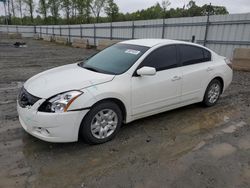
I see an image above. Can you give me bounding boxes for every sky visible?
[0,0,250,17]
[114,0,250,14]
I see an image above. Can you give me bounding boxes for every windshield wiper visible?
[78,63,115,75]
[83,66,100,73]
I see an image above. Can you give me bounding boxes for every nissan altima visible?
[17,39,233,144]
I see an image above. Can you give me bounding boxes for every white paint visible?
[17,39,233,143]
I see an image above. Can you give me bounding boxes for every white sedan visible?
[17,39,233,144]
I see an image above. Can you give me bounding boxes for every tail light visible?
[225,58,233,70]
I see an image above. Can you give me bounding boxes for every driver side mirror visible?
[136,66,156,76]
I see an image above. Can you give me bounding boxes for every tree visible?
[1,0,230,25]
[212,6,228,15]
[10,0,16,18]
[48,0,60,24]
[91,0,106,23]
[37,0,48,23]
[186,0,202,17]
[7,0,11,24]
[76,0,84,22]
[61,0,72,24]
[105,0,119,22]
[23,0,35,23]
[85,0,92,23]
[201,4,229,16]
[71,0,77,23]
[75,0,93,23]
[16,0,23,24]
[138,3,163,20]
[161,0,170,18]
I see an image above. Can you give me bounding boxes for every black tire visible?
[80,101,122,144]
[203,79,222,107]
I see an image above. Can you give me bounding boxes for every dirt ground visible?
[0,38,250,188]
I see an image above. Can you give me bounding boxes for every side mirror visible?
[136,66,156,76]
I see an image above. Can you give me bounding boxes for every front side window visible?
[138,45,178,71]
[78,44,149,75]
[179,44,211,66]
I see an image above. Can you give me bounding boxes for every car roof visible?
[120,39,204,48]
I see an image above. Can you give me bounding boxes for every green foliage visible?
[0,0,229,25]
[90,0,106,23]
[61,0,72,24]
[48,0,60,24]
[201,4,229,15]
[23,0,35,23]
[37,0,49,23]
[105,0,119,22]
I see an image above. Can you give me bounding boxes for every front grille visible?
[18,87,41,108]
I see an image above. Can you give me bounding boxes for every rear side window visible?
[139,45,178,71]
[179,45,211,66]
[203,49,212,62]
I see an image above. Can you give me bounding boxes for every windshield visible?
[78,43,149,75]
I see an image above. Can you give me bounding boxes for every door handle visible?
[207,67,214,72]
[171,76,182,81]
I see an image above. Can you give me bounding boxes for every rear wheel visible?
[80,101,122,144]
[203,79,222,107]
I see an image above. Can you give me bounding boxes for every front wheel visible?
[80,101,122,144]
[203,79,222,107]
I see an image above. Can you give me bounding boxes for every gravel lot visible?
[0,38,250,188]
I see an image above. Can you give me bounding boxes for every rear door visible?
[177,44,213,102]
[131,45,182,116]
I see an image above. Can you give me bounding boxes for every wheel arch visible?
[90,98,127,122]
[78,97,127,141]
[202,76,225,102]
[212,76,224,93]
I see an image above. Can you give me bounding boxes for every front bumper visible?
[17,103,89,143]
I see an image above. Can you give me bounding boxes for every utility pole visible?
[161,0,171,39]
[203,3,212,46]
[162,7,166,39]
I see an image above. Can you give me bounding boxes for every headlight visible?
[38,91,83,113]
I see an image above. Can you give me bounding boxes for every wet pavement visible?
[0,38,250,188]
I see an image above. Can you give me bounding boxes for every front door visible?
[131,45,182,116]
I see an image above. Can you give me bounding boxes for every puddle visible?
[242,168,250,180]
[179,105,240,135]
[238,136,250,150]
[235,121,247,128]
[221,121,247,134]
[208,143,236,159]
[221,125,238,133]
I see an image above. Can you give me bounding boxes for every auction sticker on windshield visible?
[125,49,141,55]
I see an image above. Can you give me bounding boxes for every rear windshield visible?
[79,43,149,75]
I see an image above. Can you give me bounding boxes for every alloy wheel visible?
[208,83,221,104]
[90,109,118,139]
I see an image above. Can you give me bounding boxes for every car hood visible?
[24,63,115,98]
